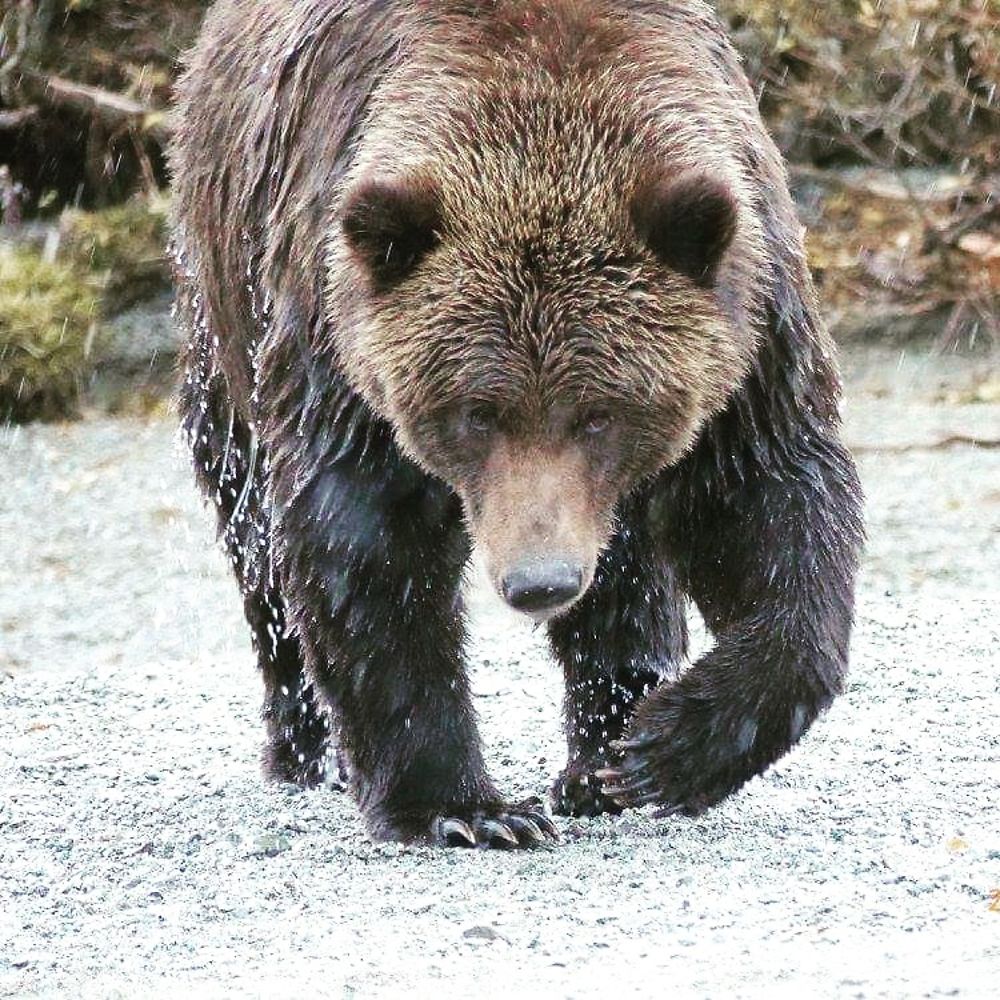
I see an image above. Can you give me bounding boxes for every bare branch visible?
[19,72,172,142]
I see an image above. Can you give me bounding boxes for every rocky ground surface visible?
[1,343,998,998]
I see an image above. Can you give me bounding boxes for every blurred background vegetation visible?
[0,0,997,422]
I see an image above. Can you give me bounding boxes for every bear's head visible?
[331,91,761,621]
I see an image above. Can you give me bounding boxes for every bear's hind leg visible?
[246,584,334,788]
[181,377,331,786]
[547,494,688,817]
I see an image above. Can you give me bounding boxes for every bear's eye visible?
[580,409,612,436]
[466,405,498,435]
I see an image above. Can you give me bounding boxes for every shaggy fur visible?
[170,0,864,846]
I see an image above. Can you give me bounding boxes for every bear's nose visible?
[501,561,584,614]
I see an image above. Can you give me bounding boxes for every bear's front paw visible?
[551,760,624,818]
[368,795,559,847]
[432,797,560,849]
[596,684,787,817]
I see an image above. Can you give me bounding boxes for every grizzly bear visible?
[169,0,863,847]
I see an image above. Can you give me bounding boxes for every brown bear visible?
[169,0,863,847]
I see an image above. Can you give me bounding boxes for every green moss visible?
[59,196,171,314]
[0,248,101,423]
[0,195,175,423]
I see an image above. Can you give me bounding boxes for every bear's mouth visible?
[516,600,581,625]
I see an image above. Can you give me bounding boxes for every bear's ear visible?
[341,176,441,288]
[631,171,738,287]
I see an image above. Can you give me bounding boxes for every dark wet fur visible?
[170,0,863,842]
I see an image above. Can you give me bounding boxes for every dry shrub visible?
[804,168,1000,344]
[721,0,999,343]
[0,0,208,206]
[721,0,999,170]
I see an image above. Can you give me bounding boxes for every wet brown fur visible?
[170,0,863,843]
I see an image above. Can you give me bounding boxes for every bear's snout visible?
[501,559,584,618]
[468,439,606,622]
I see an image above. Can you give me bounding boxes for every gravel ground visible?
[1,344,998,998]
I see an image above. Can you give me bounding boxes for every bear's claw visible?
[436,818,477,845]
[594,769,664,809]
[594,764,660,805]
[595,710,751,816]
[506,815,546,844]
[432,799,559,849]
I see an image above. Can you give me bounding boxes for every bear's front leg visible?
[271,412,556,847]
[601,431,863,815]
[548,493,688,817]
